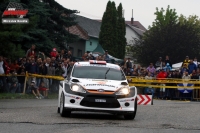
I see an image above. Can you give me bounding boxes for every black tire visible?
[124,99,137,120]
[60,92,71,117]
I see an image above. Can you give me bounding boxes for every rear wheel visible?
[60,92,71,117]
[124,99,137,120]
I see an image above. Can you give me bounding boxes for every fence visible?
[1,73,200,100]
[0,72,64,94]
[126,76,200,101]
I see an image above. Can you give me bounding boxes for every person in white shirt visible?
[193,57,198,67]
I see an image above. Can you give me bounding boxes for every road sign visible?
[137,95,152,105]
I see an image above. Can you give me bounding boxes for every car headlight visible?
[71,84,86,93]
[116,87,130,95]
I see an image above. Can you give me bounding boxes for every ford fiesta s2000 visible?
[57,60,137,120]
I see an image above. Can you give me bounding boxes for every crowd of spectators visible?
[0,45,114,99]
[0,44,200,100]
[120,55,200,99]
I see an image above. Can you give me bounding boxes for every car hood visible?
[72,78,128,91]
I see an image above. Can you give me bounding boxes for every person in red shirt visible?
[157,69,167,99]
[9,60,20,73]
[50,48,58,58]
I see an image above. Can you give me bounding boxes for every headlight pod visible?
[116,87,130,95]
[71,84,86,93]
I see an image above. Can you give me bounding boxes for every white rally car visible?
[57,60,137,120]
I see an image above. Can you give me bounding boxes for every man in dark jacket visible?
[54,62,65,92]
[188,60,197,74]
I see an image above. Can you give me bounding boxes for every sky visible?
[56,0,200,29]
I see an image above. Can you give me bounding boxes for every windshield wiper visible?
[105,68,110,79]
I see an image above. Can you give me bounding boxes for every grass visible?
[0,93,58,99]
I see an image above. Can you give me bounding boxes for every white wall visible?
[125,25,140,46]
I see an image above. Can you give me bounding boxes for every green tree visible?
[0,0,25,60]
[0,0,78,59]
[99,1,114,55]
[131,5,200,66]
[99,1,126,59]
[116,3,126,59]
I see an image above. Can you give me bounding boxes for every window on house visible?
[78,49,82,57]
[90,41,92,45]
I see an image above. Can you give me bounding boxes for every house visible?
[74,15,102,53]
[66,24,89,57]
[68,14,146,61]
[125,17,147,60]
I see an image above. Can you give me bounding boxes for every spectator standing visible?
[182,56,190,69]
[126,58,132,70]
[45,57,51,67]
[26,57,39,87]
[7,71,19,93]
[50,48,58,58]
[193,57,198,67]
[163,63,172,71]
[147,63,156,76]
[54,62,65,92]
[47,62,55,92]
[51,57,58,68]
[103,50,110,63]
[165,55,172,68]
[181,64,189,75]
[62,59,69,78]
[188,60,197,74]
[155,57,162,69]
[9,59,20,72]
[0,56,7,92]
[182,71,191,79]
[17,69,25,93]
[66,50,74,62]
[26,44,37,59]
[58,49,66,61]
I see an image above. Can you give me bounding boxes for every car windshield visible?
[72,65,126,80]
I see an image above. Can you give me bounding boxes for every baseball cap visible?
[105,50,108,52]
[186,56,189,58]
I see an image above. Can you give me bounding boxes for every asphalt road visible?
[0,99,200,133]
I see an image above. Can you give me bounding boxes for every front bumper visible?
[61,84,137,113]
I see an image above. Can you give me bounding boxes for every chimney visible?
[131,9,134,25]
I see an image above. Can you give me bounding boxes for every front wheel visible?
[60,92,71,117]
[124,99,137,120]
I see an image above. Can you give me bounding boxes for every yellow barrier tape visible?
[126,76,200,81]
[129,83,200,89]
[127,79,200,84]
[28,74,64,80]
[0,73,64,80]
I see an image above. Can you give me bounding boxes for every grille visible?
[80,97,120,108]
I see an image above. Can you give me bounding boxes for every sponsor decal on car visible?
[119,98,134,102]
[85,84,115,88]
